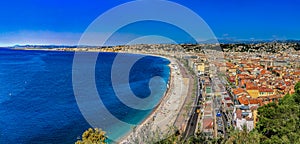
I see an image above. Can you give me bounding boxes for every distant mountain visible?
[217,39,300,44]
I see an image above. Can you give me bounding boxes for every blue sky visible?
[0,0,299,46]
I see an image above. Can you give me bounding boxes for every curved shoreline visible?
[118,53,189,144]
[117,55,173,143]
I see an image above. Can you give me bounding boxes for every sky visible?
[0,0,299,46]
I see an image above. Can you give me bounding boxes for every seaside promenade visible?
[120,56,191,143]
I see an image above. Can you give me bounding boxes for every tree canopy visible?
[75,128,107,144]
[255,82,300,144]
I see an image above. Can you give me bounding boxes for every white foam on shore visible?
[119,55,189,143]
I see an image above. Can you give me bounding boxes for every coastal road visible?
[182,77,202,140]
[221,110,228,138]
[173,59,195,133]
[211,76,228,138]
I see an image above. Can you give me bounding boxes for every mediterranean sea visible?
[0,49,170,143]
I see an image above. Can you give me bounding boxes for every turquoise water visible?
[0,49,170,143]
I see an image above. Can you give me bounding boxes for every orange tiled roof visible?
[233,88,246,95]
[226,62,235,67]
[294,71,300,75]
[285,81,292,86]
[238,96,263,105]
[260,69,268,75]
[258,87,273,93]
[246,86,258,90]
[237,74,253,80]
